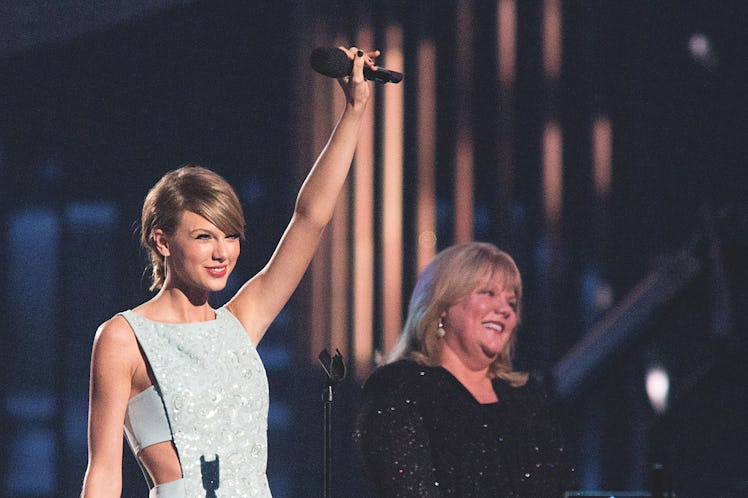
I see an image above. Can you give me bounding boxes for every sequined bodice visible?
[354,360,575,497]
[122,307,271,497]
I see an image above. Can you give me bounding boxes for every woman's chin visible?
[480,345,501,361]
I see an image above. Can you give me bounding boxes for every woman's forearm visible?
[293,102,367,229]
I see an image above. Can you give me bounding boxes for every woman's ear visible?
[153,229,171,257]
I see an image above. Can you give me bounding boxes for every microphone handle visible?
[364,66,403,84]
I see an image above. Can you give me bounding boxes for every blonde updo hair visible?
[140,166,245,291]
[386,242,528,386]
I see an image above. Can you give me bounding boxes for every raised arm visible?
[227,46,377,343]
[80,317,138,497]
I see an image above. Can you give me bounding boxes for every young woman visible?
[81,46,377,497]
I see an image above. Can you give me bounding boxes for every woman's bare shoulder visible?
[92,314,138,357]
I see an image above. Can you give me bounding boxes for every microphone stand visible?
[318,349,346,498]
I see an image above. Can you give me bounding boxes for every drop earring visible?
[437,317,446,338]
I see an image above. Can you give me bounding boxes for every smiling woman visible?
[141,166,246,295]
[438,274,520,401]
[80,45,378,498]
[354,242,576,497]
[384,242,525,384]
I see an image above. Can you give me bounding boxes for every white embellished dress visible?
[121,307,272,497]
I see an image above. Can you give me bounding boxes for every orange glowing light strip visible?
[496,0,518,236]
[542,0,563,229]
[416,40,437,273]
[543,0,562,80]
[352,28,376,377]
[498,0,517,84]
[454,0,474,243]
[454,138,474,243]
[543,122,563,227]
[381,25,405,352]
[592,116,612,198]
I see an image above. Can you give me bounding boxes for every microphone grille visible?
[310,47,351,78]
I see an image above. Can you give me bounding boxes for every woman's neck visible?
[137,288,215,323]
[439,351,498,404]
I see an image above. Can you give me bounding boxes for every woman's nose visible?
[495,298,511,317]
[213,240,228,260]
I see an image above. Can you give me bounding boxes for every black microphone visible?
[310,47,403,84]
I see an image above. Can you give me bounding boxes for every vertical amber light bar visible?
[543,123,563,227]
[542,0,563,229]
[454,0,475,243]
[352,27,376,377]
[592,116,612,198]
[497,0,517,233]
[498,0,517,84]
[381,25,405,352]
[543,0,562,81]
[416,40,438,273]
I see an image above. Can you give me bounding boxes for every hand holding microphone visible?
[310,46,403,84]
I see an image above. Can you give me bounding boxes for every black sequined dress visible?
[354,359,575,497]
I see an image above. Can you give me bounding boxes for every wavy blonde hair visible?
[386,242,528,386]
[140,166,245,291]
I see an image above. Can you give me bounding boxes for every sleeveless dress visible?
[120,307,272,497]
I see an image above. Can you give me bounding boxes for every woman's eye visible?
[227,233,241,240]
[196,233,211,240]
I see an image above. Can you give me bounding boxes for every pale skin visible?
[81,46,378,497]
[438,273,519,404]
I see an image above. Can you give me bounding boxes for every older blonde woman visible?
[355,242,575,497]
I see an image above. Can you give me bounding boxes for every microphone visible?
[310,47,403,84]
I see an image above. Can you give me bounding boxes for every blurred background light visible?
[688,32,718,71]
[646,365,671,415]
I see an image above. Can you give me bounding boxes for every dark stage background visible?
[1,1,746,497]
